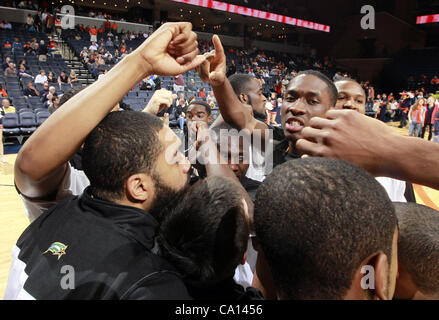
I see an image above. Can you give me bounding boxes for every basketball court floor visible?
[1,123,438,298]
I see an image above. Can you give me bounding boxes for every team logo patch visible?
[43,242,68,260]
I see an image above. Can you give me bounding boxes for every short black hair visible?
[82,111,164,201]
[188,100,211,115]
[294,70,338,107]
[394,202,439,297]
[254,158,397,300]
[59,86,86,107]
[158,176,249,284]
[228,73,255,96]
[333,74,357,83]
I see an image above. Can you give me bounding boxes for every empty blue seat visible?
[17,108,33,114]
[2,113,20,136]
[36,111,50,126]
[19,112,37,134]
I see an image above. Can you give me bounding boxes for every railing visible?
[0,6,154,34]
[0,6,309,55]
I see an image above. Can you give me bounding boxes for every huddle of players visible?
[5,23,439,300]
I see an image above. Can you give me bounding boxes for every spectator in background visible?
[89,25,98,43]
[12,38,22,52]
[37,40,48,62]
[80,47,88,61]
[227,60,237,78]
[26,14,34,28]
[103,50,113,63]
[23,82,40,97]
[47,95,60,114]
[17,63,33,79]
[89,41,98,52]
[434,100,439,143]
[45,12,54,34]
[198,87,206,99]
[4,63,17,76]
[408,98,426,137]
[3,21,12,30]
[421,95,437,141]
[176,98,187,131]
[105,37,113,47]
[47,71,56,84]
[207,90,217,106]
[4,40,12,49]
[111,21,118,32]
[2,57,11,71]
[186,78,196,94]
[42,86,58,106]
[48,36,57,52]
[70,70,79,85]
[173,74,185,93]
[113,36,120,48]
[0,84,8,97]
[54,15,62,36]
[2,98,16,113]
[35,70,48,84]
[104,19,111,32]
[39,82,50,101]
[58,70,70,85]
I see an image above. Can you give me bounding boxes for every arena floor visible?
[1,122,438,299]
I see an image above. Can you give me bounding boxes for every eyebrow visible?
[338,91,366,99]
[286,89,321,97]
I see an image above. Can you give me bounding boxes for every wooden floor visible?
[1,122,439,299]
[0,154,28,299]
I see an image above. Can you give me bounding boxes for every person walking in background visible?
[422,95,437,141]
[408,98,426,137]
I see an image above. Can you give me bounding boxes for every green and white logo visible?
[43,242,68,260]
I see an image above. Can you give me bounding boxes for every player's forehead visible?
[335,81,365,98]
[188,104,207,114]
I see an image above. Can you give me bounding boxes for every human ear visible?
[125,173,153,203]
[370,252,391,300]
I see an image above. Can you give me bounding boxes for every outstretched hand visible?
[296,109,400,176]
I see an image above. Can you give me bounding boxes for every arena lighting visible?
[416,14,439,24]
[170,0,330,32]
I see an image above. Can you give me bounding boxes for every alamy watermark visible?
[361,265,375,290]
[60,5,75,30]
[361,5,375,30]
[60,265,75,290]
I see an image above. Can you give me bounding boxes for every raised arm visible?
[296,109,439,190]
[198,35,267,134]
[15,22,205,199]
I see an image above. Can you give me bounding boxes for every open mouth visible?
[285,118,304,133]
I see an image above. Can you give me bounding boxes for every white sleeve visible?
[375,177,407,203]
[233,238,258,289]
[21,163,90,223]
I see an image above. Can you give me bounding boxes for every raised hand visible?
[134,22,205,77]
[196,35,226,87]
[143,89,173,115]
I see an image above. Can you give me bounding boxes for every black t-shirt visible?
[425,106,435,124]
[268,124,301,168]
[240,176,262,201]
